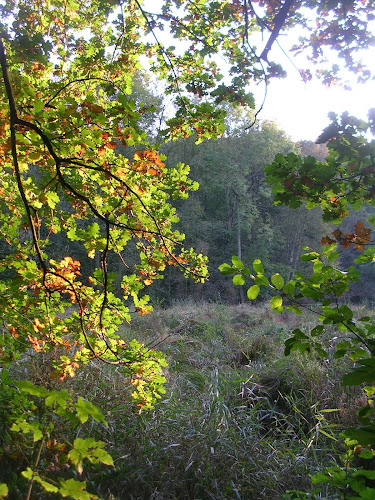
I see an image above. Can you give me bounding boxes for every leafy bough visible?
[220,111,375,498]
[220,247,375,498]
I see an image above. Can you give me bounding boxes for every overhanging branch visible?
[260,0,294,63]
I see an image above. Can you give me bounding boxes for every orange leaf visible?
[136,306,151,316]
[134,150,144,160]
[321,236,335,246]
[82,100,105,113]
[332,228,343,240]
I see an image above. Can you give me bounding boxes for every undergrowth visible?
[2,302,364,499]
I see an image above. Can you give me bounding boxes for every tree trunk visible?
[288,232,302,281]
[235,192,245,304]
[225,187,233,232]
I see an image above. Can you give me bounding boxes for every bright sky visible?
[142,0,375,143]
[253,43,375,142]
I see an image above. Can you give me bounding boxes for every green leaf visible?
[357,405,374,421]
[311,472,331,485]
[0,484,8,498]
[311,325,324,337]
[67,227,80,241]
[343,426,375,445]
[287,305,302,315]
[11,419,43,441]
[327,251,340,262]
[359,448,374,459]
[300,251,320,262]
[40,480,59,494]
[363,386,375,397]
[15,380,49,398]
[233,274,245,286]
[312,466,346,486]
[344,361,368,383]
[45,191,60,209]
[270,295,283,310]
[343,359,375,386]
[87,222,100,237]
[33,100,44,113]
[93,448,114,466]
[241,267,252,276]
[254,274,269,286]
[252,259,264,274]
[74,398,107,425]
[22,469,59,493]
[320,409,340,413]
[68,438,114,474]
[231,256,244,269]
[58,479,96,500]
[218,263,235,275]
[247,285,260,300]
[334,349,346,359]
[21,467,34,480]
[283,282,295,295]
[271,273,284,290]
[355,486,375,499]
[45,389,71,409]
[353,469,375,480]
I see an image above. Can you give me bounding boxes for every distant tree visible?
[160,119,329,303]
[298,140,329,162]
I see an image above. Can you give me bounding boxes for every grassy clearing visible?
[4,302,364,499]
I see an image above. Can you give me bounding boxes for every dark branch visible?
[0,37,47,273]
[260,0,294,63]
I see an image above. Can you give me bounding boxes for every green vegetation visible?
[1,0,375,498]
[2,302,365,499]
[222,112,375,498]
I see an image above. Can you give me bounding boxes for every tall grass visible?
[5,302,362,499]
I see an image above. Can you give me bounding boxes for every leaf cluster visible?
[222,112,375,498]
[0,371,112,499]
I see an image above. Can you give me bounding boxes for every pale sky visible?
[253,40,375,142]
[142,0,375,142]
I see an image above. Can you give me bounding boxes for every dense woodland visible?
[2,0,375,499]
[47,101,334,306]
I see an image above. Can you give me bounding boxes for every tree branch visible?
[0,37,47,274]
[260,0,294,63]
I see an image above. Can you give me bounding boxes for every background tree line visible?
[29,73,375,308]
[32,75,374,307]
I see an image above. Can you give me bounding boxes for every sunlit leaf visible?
[0,484,8,498]
[74,398,107,425]
[58,479,97,500]
[233,274,245,286]
[15,381,49,398]
[252,259,264,274]
[232,256,244,269]
[270,295,283,309]
[247,284,260,300]
[271,273,284,290]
